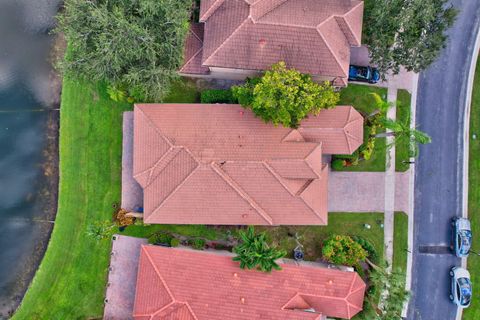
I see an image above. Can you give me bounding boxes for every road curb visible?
[401,72,418,318]
[456,14,480,320]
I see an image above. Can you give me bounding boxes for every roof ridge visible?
[263,161,324,223]
[148,166,200,217]
[203,17,252,65]
[316,17,349,77]
[145,146,184,186]
[133,106,173,177]
[142,246,176,310]
[199,0,225,22]
[180,46,204,73]
[336,1,364,46]
[251,0,289,22]
[211,162,274,225]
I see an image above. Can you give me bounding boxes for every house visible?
[180,0,364,86]
[133,245,366,320]
[131,104,363,225]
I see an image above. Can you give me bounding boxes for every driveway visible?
[407,1,480,319]
[328,171,409,213]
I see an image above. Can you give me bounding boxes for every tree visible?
[374,115,431,157]
[364,0,457,76]
[321,235,368,267]
[56,0,192,101]
[366,261,409,320]
[232,62,339,128]
[232,226,286,272]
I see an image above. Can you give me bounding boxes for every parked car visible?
[348,65,380,84]
[449,267,472,308]
[452,217,472,257]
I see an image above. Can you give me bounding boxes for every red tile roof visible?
[183,0,363,81]
[133,104,363,225]
[133,246,366,320]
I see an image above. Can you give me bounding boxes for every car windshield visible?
[459,230,472,254]
[458,278,472,305]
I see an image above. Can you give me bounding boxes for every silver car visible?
[452,217,472,257]
[449,267,472,308]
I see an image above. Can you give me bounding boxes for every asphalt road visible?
[407,1,480,319]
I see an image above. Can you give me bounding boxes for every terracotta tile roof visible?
[133,104,362,225]
[180,23,210,75]
[300,106,364,154]
[181,0,363,83]
[133,246,366,320]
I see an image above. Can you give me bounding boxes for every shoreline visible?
[0,33,63,318]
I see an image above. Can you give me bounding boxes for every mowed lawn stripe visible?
[13,78,131,319]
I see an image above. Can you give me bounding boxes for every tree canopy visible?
[56,0,192,101]
[233,226,286,272]
[232,62,339,128]
[322,235,368,267]
[364,0,457,75]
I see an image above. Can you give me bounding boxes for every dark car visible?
[452,217,472,257]
[348,65,380,84]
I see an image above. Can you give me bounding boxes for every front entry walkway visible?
[328,171,409,213]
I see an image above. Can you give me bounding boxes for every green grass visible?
[163,78,200,103]
[395,90,412,172]
[393,212,408,273]
[463,56,480,320]
[336,84,388,172]
[13,78,132,320]
[260,212,385,262]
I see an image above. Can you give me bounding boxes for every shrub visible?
[353,236,379,263]
[170,238,180,247]
[331,159,345,171]
[86,220,115,241]
[114,208,135,227]
[148,232,173,245]
[233,226,286,272]
[191,238,206,250]
[200,89,237,103]
[322,235,368,266]
[232,62,339,128]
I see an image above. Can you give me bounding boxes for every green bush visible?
[353,236,379,263]
[191,238,206,250]
[331,159,345,171]
[232,62,339,128]
[322,235,368,266]
[200,89,237,103]
[148,232,173,245]
[170,238,180,247]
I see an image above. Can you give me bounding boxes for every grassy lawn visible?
[463,56,480,320]
[13,78,132,320]
[393,212,408,273]
[395,90,412,172]
[260,212,384,262]
[336,84,387,172]
[163,78,200,103]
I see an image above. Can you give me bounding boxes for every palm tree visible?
[367,92,393,120]
[232,226,286,272]
[366,259,409,320]
[373,114,431,157]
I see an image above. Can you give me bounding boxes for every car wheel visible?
[450,270,454,276]
[449,294,454,301]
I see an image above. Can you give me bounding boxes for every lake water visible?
[0,0,61,317]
